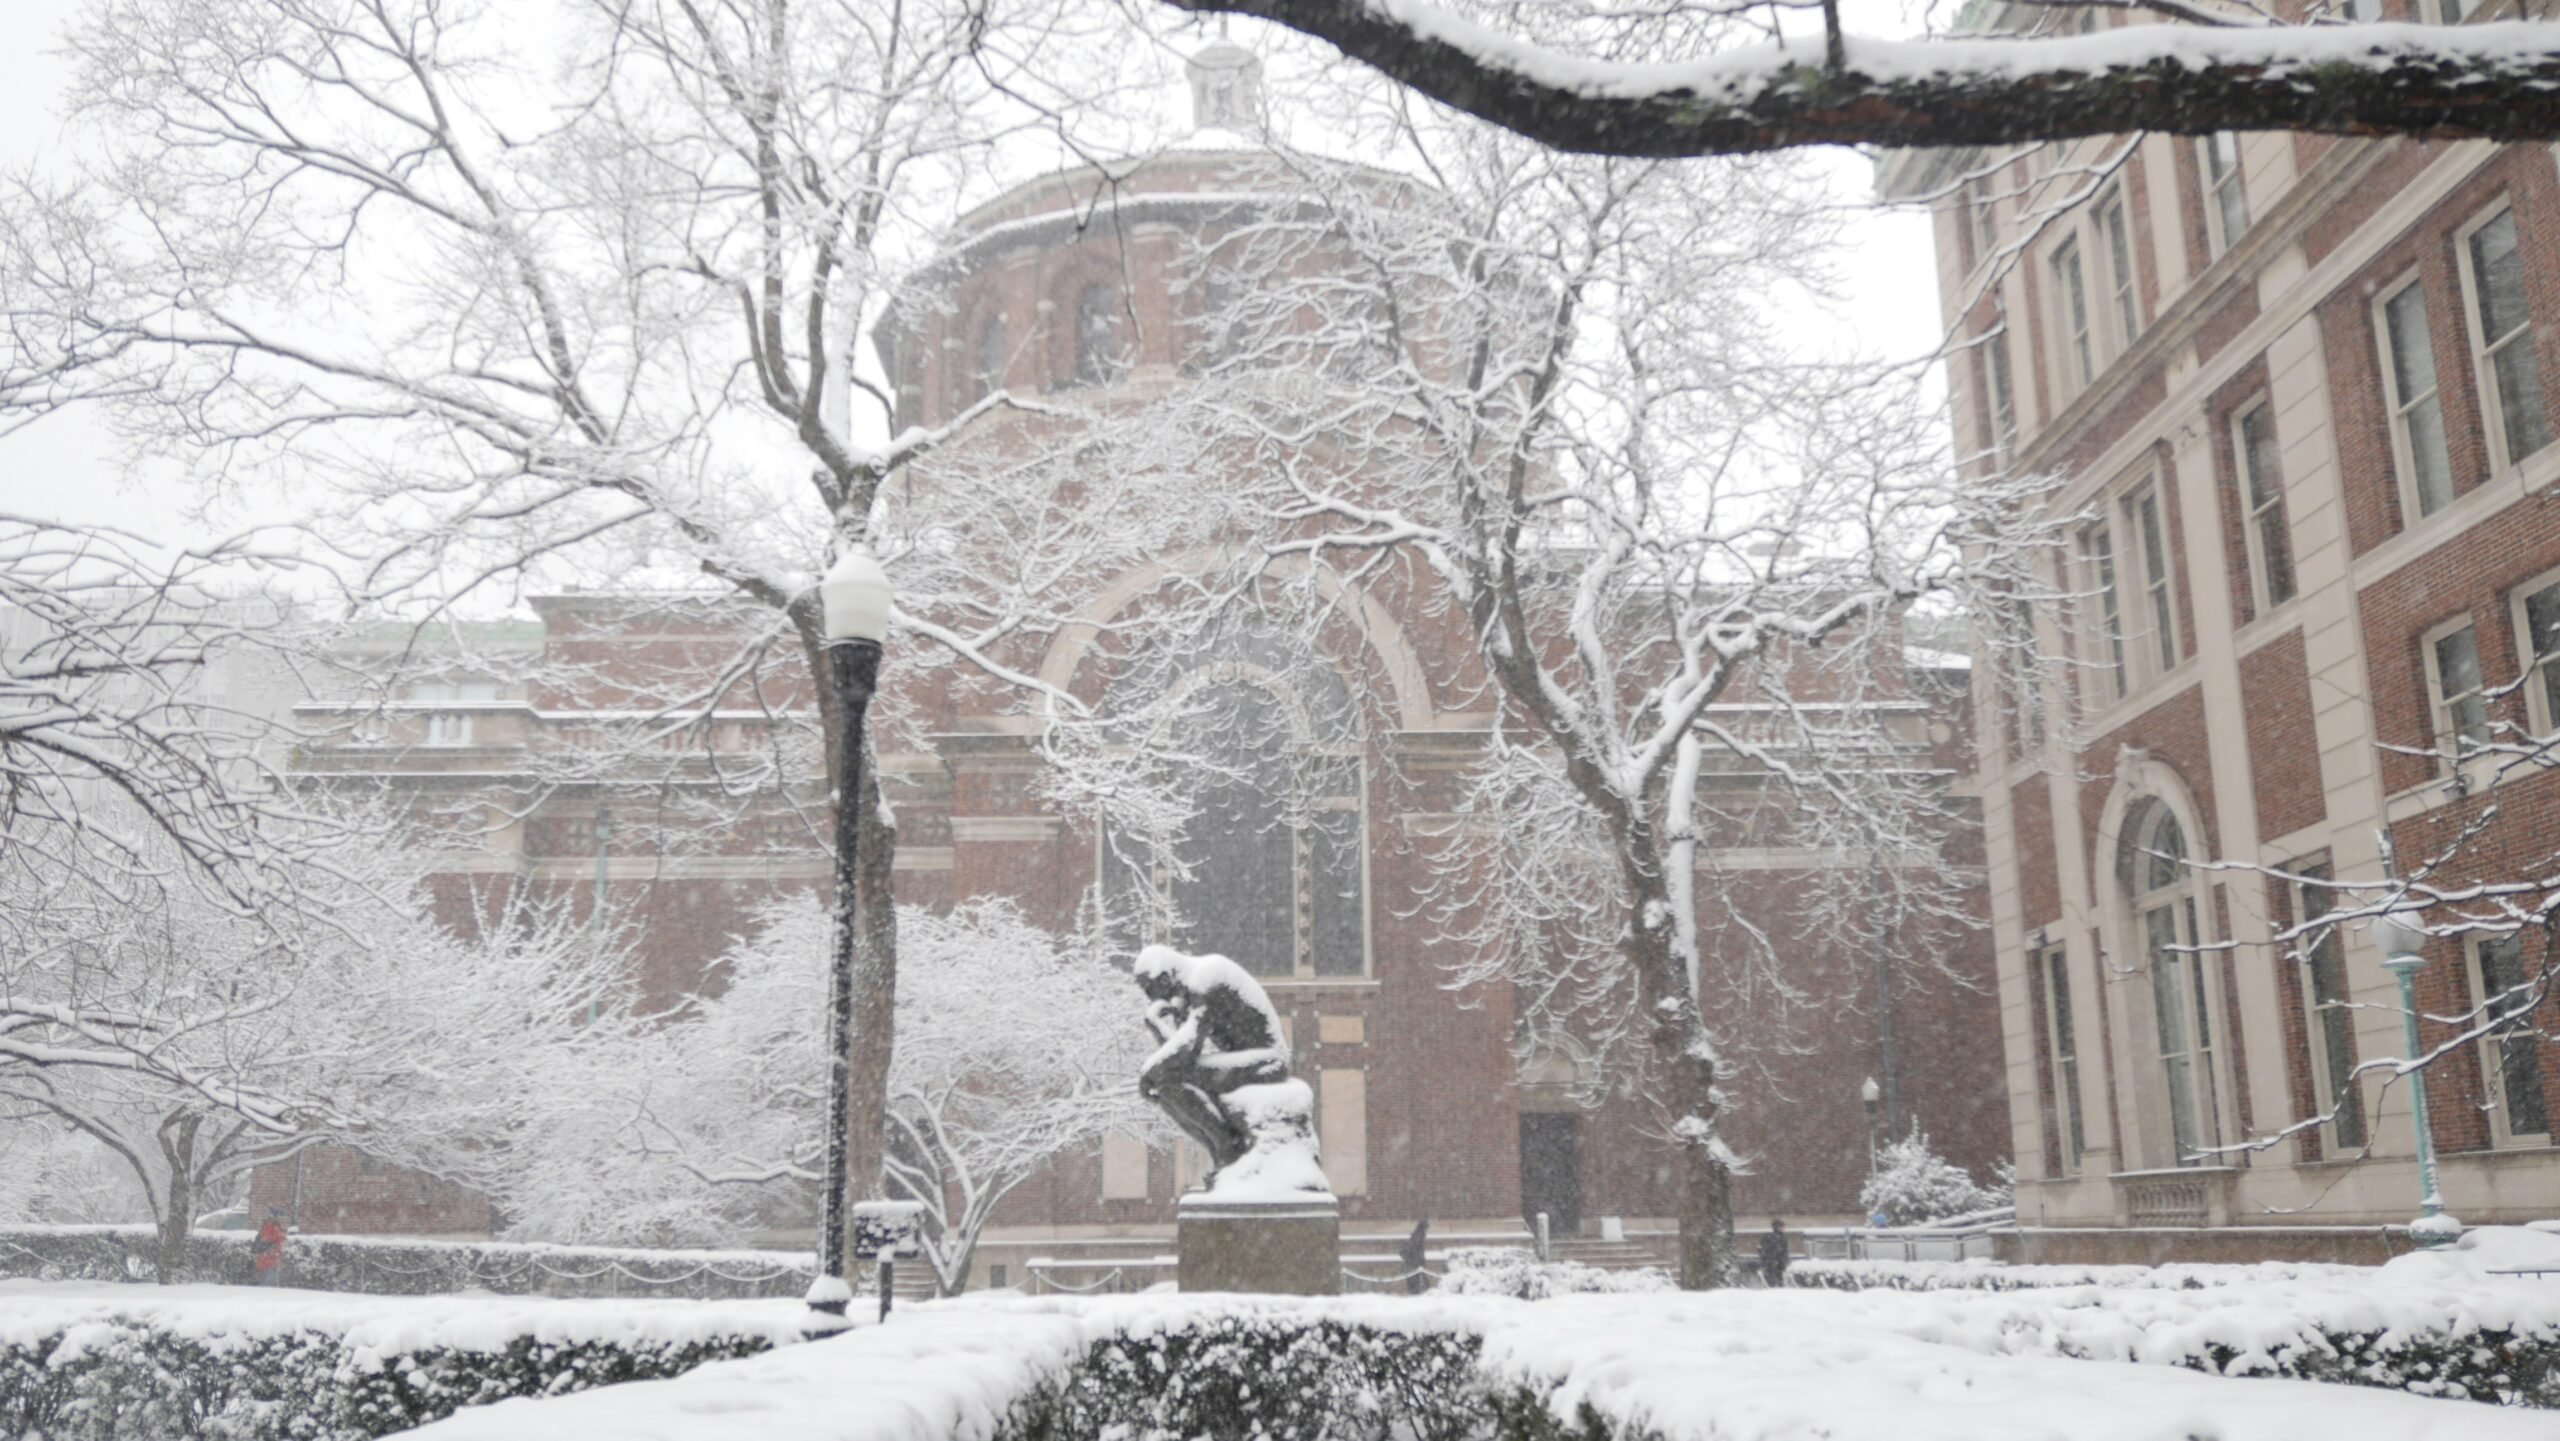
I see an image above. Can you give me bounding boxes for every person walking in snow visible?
[1757,1218,1791,1288]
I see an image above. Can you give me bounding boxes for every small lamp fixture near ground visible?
[806,543,892,1337]
[2371,905,2463,1249]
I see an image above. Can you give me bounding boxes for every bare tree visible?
[1,0,1217,1263]
[0,835,620,1281]
[1162,0,2560,156]
[510,898,1155,1296]
[1156,102,2061,1285]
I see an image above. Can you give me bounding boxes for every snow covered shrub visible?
[1051,1313,1486,1441]
[0,1305,789,1440]
[1856,1131,2007,1226]
[1436,1247,1673,1299]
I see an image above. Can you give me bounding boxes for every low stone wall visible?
[2007,1225,2417,1268]
[0,1224,813,1300]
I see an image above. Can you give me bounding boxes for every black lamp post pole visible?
[809,636,881,1329]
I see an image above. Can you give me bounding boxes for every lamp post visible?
[2372,907,2462,1249]
[1860,1076,1881,1176]
[806,543,892,1334]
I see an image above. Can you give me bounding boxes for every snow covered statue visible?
[1133,944,1330,1200]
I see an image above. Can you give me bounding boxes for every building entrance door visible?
[1518,1112,1581,1238]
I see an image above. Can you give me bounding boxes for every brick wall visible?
[2236,630,2325,841]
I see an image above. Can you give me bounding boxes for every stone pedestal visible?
[1176,1193,1340,1295]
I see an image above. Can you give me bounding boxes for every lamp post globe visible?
[808,542,892,1334]
[2371,903,2460,1248]
[821,544,893,644]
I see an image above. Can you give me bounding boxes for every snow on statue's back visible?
[1132,944,1330,1201]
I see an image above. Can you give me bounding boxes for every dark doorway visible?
[1518,1112,1581,1237]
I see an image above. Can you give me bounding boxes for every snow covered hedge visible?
[1786,1257,2366,1293]
[1436,1246,1673,1299]
[0,1287,806,1440]
[398,1268,2560,1441]
[0,1224,811,1299]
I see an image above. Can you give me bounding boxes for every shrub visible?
[0,1306,788,1440]
[1856,1131,2007,1227]
[1435,1247,1672,1299]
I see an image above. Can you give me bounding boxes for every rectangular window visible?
[2233,400,2297,609]
[2473,934,2550,1145]
[2379,279,2457,518]
[2053,239,2094,390]
[2079,521,2129,702]
[2200,133,2249,256]
[2043,944,2087,1174]
[1319,1068,1369,1196]
[1988,307,2019,464]
[2431,0,2479,21]
[2295,864,2367,1151]
[1965,175,1999,267]
[2514,573,2560,735]
[2427,620,2490,762]
[2146,896,2221,1165]
[2129,485,2180,671]
[2099,190,2140,350]
[2460,207,2551,471]
[1100,1133,1150,1199]
[2002,594,2044,754]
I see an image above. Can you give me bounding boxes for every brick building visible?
[1880,3,2560,1256]
[257,48,2007,1275]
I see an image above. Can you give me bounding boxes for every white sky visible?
[0,0,1944,539]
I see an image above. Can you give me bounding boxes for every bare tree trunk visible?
[154,1112,200,1285]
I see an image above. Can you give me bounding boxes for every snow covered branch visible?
[1165,5,2560,155]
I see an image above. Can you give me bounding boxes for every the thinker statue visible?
[1134,944,1328,1199]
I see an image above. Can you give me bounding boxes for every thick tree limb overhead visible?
[1164,4,2560,155]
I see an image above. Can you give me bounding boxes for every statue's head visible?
[1132,943,1188,1004]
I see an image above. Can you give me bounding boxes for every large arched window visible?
[1071,282,1129,387]
[1103,635,1366,979]
[968,311,1007,404]
[2127,804,2220,1166]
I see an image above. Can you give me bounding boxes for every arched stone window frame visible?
[1068,279,1131,388]
[1105,652,1369,982]
[2096,758,2232,1171]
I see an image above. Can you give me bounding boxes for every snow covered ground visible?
[391,1231,2560,1441]
[10,1230,2557,1441]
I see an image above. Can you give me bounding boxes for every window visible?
[1104,635,1368,980]
[2232,399,2297,610]
[2378,278,2457,518]
[2471,934,2550,1146]
[2128,483,2181,672]
[1964,175,1999,267]
[2131,806,2221,1166]
[2078,520,2129,702]
[2041,942,2087,1175]
[2200,133,2249,257]
[1101,1134,1150,1199]
[2052,239,2094,391]
[2430,0,2479,20]
[2512,572,2560,734]
[2098,189,2140,350]
[2424,619,2490,762]
[2294,864,2367,1151]
[1319,1068,1368,1195]
[1071,282,1130,387]
[969,311,1007,402]
[1986,307,2019,466]
[2458,207,2551,472]
[410,681,499,747]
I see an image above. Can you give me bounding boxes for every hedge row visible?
[0,1318,779,1441]
[1784,1257,2358,1293]
[0,1224,811,1299]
